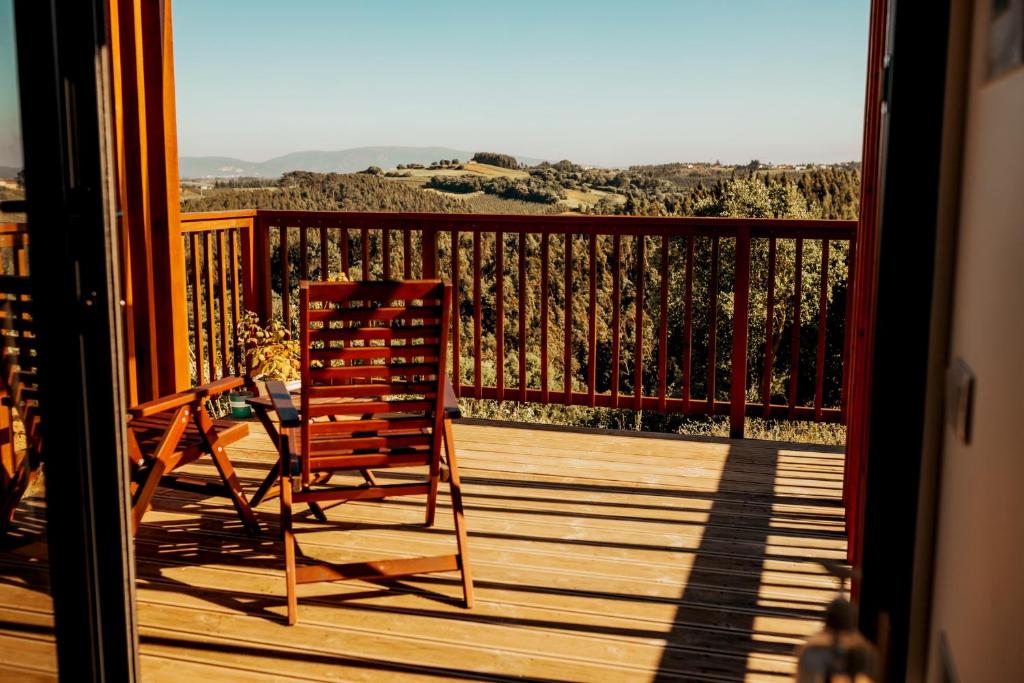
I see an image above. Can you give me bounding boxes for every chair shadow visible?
[134,496,464,623]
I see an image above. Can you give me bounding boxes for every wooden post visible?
[729,230,752,439]
[239,217,257,313]
[112,0,189,398]
[253,212,272,322]
[150,0,189,393]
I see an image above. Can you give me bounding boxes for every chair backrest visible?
[297,279,452,485]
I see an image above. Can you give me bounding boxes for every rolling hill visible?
[179,146,545,178]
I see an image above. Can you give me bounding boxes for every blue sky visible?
[173,0,869,166]
[0,0,20,169]
[0,1,870,169]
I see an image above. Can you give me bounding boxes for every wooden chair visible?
[126,376,260,536]
[0,268,41,533]
[266,279,472,624]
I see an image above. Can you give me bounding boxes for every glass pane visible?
[0,0,57,679]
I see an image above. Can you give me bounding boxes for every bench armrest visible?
[128,376,245,418]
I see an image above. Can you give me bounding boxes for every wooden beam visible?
[111,0,190,400]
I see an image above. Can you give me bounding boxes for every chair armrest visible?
[443,378,461,420]
[266,380,301,428]
[128,376,245,418]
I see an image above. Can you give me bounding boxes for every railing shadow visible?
[651,442,846,682]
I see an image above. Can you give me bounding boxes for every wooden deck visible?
[0,421,847,682]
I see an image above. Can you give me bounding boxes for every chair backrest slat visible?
[298,280,452,484]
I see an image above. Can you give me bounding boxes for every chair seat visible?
[130,414,248,464]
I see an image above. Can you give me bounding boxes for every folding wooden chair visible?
[0,263,41,534]
[127,376,259,536]
[266,279,472,624]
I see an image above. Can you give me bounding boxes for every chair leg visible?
[444,418,473,608]
[130,405,190,536]
[0,460,29,533]
[250,464,279,508]
[359,468,378,486]
[425,454,441,528]
[196,410,260,535]
[130,454,178,536]
[306,501,328,523]
[281,475,298,625]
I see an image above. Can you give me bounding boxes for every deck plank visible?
[0,421,847,682]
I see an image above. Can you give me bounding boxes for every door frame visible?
[14,0,139,679]
[853,0,956,680]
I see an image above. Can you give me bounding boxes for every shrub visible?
[471,152,519,169]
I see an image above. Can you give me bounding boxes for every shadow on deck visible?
[0,420,847,682]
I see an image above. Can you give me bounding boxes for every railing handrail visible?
[251,209,856,239]
[180,209,258,222]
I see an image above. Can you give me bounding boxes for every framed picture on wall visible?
[988,0,1024,79]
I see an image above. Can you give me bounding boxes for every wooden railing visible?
[0,224,29,280]
[178,211,256,385]
[0,223,40,463]
[177,210,857,437]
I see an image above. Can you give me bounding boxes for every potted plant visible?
[236,310,301,406]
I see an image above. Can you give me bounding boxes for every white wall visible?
[926,1,1024,681]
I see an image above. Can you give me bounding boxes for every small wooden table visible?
[245,380,461,521]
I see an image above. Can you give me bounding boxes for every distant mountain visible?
[179,146,546,179]
[0,166,21,179]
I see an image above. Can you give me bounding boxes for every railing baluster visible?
[319,224,328,280]
[239,219,256,319]
[361,227,369,280]
[451,229,460,397]
[229,229,241,374]
[611,234,621,406]
[634,235,645,411]
[518,232,527,402]
[707,237,720,413]
[588,233,597,407]
[564,233,573,403]
[254,214,271,323]
[495,231,505,401]
[841,239,856,420]
[540,232,550,404]
[299,225,308,281]
[682,235,693,413]
[789,238,804,418]
[473,230,482,398]
[189,233,205,385]
[421,223,438,278]
[730,230,752,438]
[763,237,777,416]
[382,227,391,280]
[340,227,349,278]
[404,229,413,279]
[279,225,290,334]
[815,239,830,421]
[217,230,230,378]
[203,231,217,383]
[657,235,669,413]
